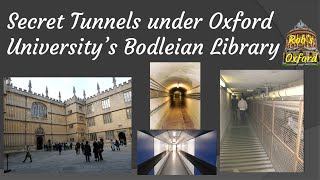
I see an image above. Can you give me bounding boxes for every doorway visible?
[36,136,44,150]
[118,132,127,145]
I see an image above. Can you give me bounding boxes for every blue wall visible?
[137,131,155,175]
[194,131,217,175]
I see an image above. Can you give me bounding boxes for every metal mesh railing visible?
[247,100,304,172]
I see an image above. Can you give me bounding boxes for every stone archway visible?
[35,127,45,150]
[118,132,127,145]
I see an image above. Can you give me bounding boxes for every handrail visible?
[138,150,168,175]
[178,150,216,175]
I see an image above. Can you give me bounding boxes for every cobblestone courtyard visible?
[3,143,132,175]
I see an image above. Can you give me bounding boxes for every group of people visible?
[43,142,73,151]
[23,138,126,163]
[83,139,104,162]
[110,139,121,151]
[231,95,248,121]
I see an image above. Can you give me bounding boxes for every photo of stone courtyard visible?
[3,77,132,174]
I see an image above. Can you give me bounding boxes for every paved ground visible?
[3,143,132,175]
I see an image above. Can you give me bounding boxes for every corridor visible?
[150,62,200,130]
[160,151,189,175]
[137,130,217,175]
[220,70,304,172]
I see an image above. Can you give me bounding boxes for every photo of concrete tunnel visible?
[150,62,200,130]
[137,130,217,175]
[220,70,304,173]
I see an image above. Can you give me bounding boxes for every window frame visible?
[101,97,111,109]
[103,113,112,124]
[123,91,132,103]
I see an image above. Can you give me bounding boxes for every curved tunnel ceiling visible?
[221,70,303,93]
[150,62,200,90]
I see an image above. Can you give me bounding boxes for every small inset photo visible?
[220,70,304,172]
[150,62,200,130]
[3,77,132,174]
[137,130,217,175]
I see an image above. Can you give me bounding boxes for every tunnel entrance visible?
[169,87,186,108]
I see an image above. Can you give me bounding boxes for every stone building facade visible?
[3,78,132,153]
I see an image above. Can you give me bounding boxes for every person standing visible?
[98,139,104,161]
[238,97,248,121]
[115,139,120,151]
[93,141,99,161]
[231,95,239,121]
[70,142,73,150]
[111,139,115,151]
[76,142,81,154]
[84,141,91,162]
[80,142,84,154]
[22,146,32,163]
[58,143,62,155]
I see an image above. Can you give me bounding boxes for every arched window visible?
[31,102,47,118]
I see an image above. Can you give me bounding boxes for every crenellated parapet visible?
[86,79,132,103]
[5,83,65,106]
[64,95,86,106]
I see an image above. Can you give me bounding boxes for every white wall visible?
[185,86,200,129]
[220,87,232,142]
[150,97,170,129]
[154,138,169,175]
[178,138,195,174]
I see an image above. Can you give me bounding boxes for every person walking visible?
[58,143,62,155]
[115,139,120,151]
[84,141,91,162]
[231,95,239,121]
[111,139,115,151]
[98,139,104,161]
[70,142,73,150]
[93,141,99,161]
[238,96,248,121]
[22,146,32,163]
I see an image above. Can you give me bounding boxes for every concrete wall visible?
[150,96,170,129]
[184,98,200,129]
[220,87,232,142]
[185,86,201,129]
[154,138,169,175]
[178,138,195,174]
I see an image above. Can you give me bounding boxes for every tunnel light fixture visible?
[227,88,233,94]
[247,89,254,92]
[176,83,180,88]
[220,79,226,88]
[173,131,176,136]
[172,138,176,143]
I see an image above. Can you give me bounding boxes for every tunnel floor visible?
[160,151,189,175]
[161,100,195,129]
[220,119,275,172]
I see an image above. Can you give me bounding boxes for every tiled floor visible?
[161,100,195,129]
[160,151,188,175]
[220,120,275,172]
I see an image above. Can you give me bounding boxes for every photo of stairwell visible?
[150,62,200,130]
[219,70,304,173]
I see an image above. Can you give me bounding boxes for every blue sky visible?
[10,77,131,101]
